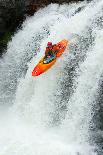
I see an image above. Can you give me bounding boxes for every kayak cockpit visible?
[43,55,56,64]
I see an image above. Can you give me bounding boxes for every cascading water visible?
[0,0,103,154]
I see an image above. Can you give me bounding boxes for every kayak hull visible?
[32,39,69,76]
[32,58,56,76]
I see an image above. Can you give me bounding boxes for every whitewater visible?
[0,0,103,154]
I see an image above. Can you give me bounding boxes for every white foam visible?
[0,0,103,154]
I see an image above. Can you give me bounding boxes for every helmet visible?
[47,42,52,47]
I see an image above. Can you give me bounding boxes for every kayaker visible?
[45,42,61,57]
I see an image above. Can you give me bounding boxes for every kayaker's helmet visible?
[47,42,52,47]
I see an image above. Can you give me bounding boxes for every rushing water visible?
[0,0,103,154]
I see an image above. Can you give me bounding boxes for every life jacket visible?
[45,46,52,55]
[45,44,59,55]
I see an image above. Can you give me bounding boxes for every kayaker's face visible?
[48,45,52,49]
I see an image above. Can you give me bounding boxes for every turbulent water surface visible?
[0,0,103,154]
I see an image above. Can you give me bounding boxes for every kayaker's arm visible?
[45,47,49,55]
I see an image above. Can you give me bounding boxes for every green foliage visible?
[0,32,12,48]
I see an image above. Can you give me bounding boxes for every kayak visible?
[32,39,69,76]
